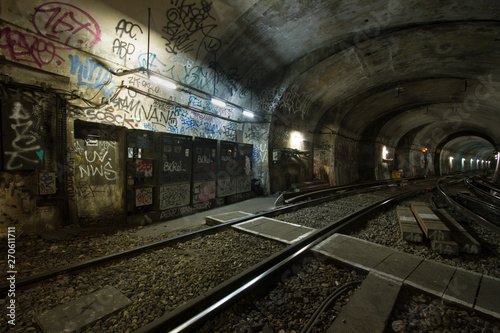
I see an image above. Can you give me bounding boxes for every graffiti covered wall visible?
[0,0,270,233]
[0,86,61,236]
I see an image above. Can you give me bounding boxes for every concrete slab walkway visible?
[326,273,402,333]
[314,234,500,320]
[231,217,500,322]
[134,195,277,238]
[232,217,315,244]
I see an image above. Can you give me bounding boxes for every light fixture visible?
[421,147,428,153]
[150,75,177,90]
[211,98,226,107]
[382,146,392,161]
[243,110,254,118]
[290,131,303,149]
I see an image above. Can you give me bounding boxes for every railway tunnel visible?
[0,0,499,235]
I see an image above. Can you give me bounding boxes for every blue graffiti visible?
[137,53,175,79]
[204,122,221,136]
[189,95,203,108]
[68,55,113,97]
[181,117,203,132]
[178,65,214,91]
[253,146,260,166]
[143,123,159,132]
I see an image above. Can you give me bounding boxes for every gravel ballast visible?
[0,230,284,333]
[199,255,364,333]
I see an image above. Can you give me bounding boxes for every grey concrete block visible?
[327,273,402,333]
[37,286,131,333]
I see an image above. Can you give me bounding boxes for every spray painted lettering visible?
[136,159,153,177]
[162,0,221,58]
[3,102,42,170]
[0,26,66,67]
[39,173,57,195]
[113,19,143,62]
[68,55,114,97]
[33,2,101,48]
[193,181,216,202]
[159,183,190,210]
[78,142,118,181]
[136,187,153,206]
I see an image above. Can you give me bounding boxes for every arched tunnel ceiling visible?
[106,0,500,157]
[443,136,495,159]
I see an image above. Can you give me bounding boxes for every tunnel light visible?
[243,110,254,118]
[211,98,227,107]
[290,131,303,149]
[421,147,428,153]
[150,75,177,90]
[449,157,454,166]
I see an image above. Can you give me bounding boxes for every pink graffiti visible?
[0,26,66,67]
[33,2,101,49]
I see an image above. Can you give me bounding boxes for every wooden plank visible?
[396,206,423,242]
[436,209,481,254]
[410,202,450,240]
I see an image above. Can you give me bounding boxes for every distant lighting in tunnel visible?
[211,98,227,107]
[290,131,303,149]
[421,147,428,153]
[449,156,454,166]
[242,110,254,118]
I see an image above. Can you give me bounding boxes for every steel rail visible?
[135,188,424,333]
[437,179,500,233]
[282,176,427,204]
[0,181,418,295]
[465,178,500,203]
[456,193,500,221]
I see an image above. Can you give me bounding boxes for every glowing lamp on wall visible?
[382,146,393,161]
[290,131,303,149]
[150,76,177,90]
[243,110,254,118]
[211,98,226,107]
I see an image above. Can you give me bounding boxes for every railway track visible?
[137,187,425,333]
[0,178,430,295]
[437,177,500,232]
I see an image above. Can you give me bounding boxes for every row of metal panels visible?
[127,131,253,208]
